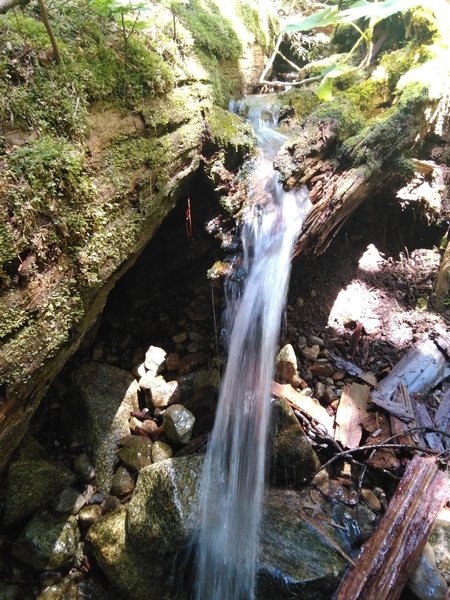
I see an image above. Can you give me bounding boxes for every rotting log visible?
[435,240,450,308]
[274,84,438,258]
[336,455,449,600]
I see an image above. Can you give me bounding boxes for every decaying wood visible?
[435,240,450,308]
[336,455,449,600]
[415,404,445,453]
[436,388,450,450]
[271,381,335,437]
[389,384,418,447]
[371,337,450,418]
[335,383,369,449]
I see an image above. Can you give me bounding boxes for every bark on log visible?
[0,0,31,13]
[336,455,449,600]
[435,240,450,308]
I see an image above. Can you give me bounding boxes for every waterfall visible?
[194,96,311,600]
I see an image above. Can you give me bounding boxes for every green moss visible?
[170,0,242,61]
[311,97,365,143]
[236,2,270,48]
[279,88,321,122]
[205,105,255,154]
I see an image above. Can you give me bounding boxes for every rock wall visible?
[0,0,267,472]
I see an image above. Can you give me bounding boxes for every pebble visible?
[52,487,86,515]
[143,376,181,409]
[172,332,188,344]
[309,336,324,347]
[78,505,103,528]
[359,371,378,387]
[117,436,153,471]
[275,344,298,385]
[129,416,144,432]
[315,381,326,400]
[408,543,448,600]
[297,336,307,349]
[163,404,196,445]
[310,362,334,377]
[144,346,166,376]
[136,362,147,378]
[301,345,320,361]
[361,488,382,512]
[151,441,174,463]
[323,387,338,405]
[178,352,208,375]
[73,453,95,483]
[111,466,135,497]
[165,352,180,372]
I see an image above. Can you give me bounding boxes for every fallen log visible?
[436,388,450,450]
[336,455,449,600]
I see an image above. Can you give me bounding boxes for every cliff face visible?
[0,0,267,472]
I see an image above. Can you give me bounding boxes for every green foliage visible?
[170,0,242,61]
[5,136,95,260]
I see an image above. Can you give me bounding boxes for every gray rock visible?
[127,454,203,554]
[3,437,76,527]
[13,511,80,570]
[151,441,173,463]
[275,344,298,385]
[163,404,195,445]
[270,400,321,488]
[144,346,167,376]
[52,487,86,515]
[309,336,325,347]
[67,363,140,493]
[117,436,153,471]
[87,506,181,600]
[111,465,135,497]
[257,489,347,599]
[408,543,448,600]
[73,453,95,482]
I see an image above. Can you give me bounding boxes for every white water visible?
[194,96,311,600]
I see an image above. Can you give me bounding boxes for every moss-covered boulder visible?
[3,437,76,528]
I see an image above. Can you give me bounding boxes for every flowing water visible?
[194,96,311,600]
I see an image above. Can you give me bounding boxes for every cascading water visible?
[194,96,311,600]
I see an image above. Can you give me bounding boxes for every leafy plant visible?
[279,0,423,99]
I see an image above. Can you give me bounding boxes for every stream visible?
[195,96,311,600]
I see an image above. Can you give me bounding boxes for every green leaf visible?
[316,76,334,101]
[339,0,422,23]
[282,6,340,33]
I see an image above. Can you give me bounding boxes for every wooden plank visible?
[271,382,335,437]
[335,383,369,449]
[336,455,449,600]
[371,337,450,417]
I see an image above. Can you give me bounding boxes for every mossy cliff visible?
[0,0,267,472]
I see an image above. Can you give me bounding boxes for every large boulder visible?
[66,362,139,492]
[3,437,76,528]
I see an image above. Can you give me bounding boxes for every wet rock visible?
[127,454,203,554]
[143,376,181,409]
[429,507,450,583]
[163,404,195,445]
[73,453,95,483]
[13,511,80,570]
[3,437,76,527]
[408,543,448,600]
[257,488,347,599]
[87,506,177,600]
[117,436,153,471]
[333,503,378,548]
[111,466,135,497]
[52,487,86,515]
[360,488,382,512]
[315,381,326,400]
[270,400,320,488]
[144,345,166,376]
[67,363,139,493]
[301,345,320,361]
[151,441,173,463]
[37,577,77,600]
[78,505,103,529]
[275,344,299,386]
[178,351,208,375]
[184,387,218,433]
[165,352,180,372]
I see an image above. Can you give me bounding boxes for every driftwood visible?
[436,388,450,450]
[335,382,369,449]
[336,455,449,600]
[370,336,450,418]
[389,384,420,447]
[271,381,335,437]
